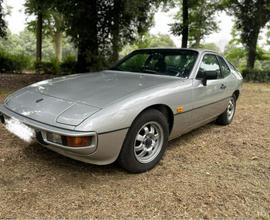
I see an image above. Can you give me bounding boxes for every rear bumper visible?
[0,104,128,165]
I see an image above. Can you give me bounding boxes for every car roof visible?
[134,48,219,55]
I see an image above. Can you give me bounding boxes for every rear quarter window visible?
[217,56,231,78]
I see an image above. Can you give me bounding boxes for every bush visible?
[242,69,270,83]
[60,55,77,74]
[35,56,77,75]
[0,50,32,73]
[35,58,60,74]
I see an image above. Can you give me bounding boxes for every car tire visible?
[118,109,169,173]
[216,95,236,125]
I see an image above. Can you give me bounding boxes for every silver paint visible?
[0,49,243,165]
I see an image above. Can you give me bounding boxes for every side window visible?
[197,54,222,79]
[217,56,231,78]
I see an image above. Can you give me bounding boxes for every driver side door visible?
[190,53,229,127]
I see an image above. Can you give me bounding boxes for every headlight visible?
[46,132,93,148]
[46,132,63,145]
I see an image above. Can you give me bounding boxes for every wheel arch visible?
[135,104,174,134]
[233,90,240,100]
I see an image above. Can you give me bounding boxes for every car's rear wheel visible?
[216,95,236,125]
[118,109,169,173]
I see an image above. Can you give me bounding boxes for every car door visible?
[190,53,228,127]
[217,55,238,98]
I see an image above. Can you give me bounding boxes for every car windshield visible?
[111,50,198,78]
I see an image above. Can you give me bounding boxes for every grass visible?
[0,74,269,219]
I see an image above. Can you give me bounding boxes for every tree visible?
[0,29,76,62]
[188,0,219,47]
[170,0,219,48]
[266,28,270,46]
[28,9,65,62]
[0,0,7,38]
[55,0,164,72]
[25,0,54,63]
[170,0,189,48]
[181,0,188,48]
[109,0,159,62]
[121,33,176,56]
[222,0,270,69]
[224,25,270,71]
[55,0,102,72]
[199,43,221,53]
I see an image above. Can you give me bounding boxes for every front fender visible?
[75,79,193,134]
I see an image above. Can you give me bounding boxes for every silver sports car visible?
[0,48,243,173]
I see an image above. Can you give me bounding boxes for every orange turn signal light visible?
[176,106,184,113]
[65,136,92,147]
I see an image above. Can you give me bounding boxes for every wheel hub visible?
[144,138,152,148]
[227,98,235,121]
[134,122,164,164]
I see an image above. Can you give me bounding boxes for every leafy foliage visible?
[198,43,221,53]
[53,0,165,72]
[25,0,53,61]
[170,0,219,47]
[222,0,270,69]
[0,49,32,73]
[0,29,76,62]
[224,25,270,71]
[242,69,270,82]
[0,0,7,38]
[121,33,176,56]
[120,33,176,57]
[26,3,66,62]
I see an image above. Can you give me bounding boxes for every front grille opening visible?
[36,131,48,145]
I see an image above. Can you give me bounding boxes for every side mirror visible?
[201,70,218,86]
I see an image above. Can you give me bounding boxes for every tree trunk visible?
[53,31,63,62]
[246,29,260,69]
[36,11,43,64]
[77,0,99,72]
[194,36,201,48]
[111,0,121,63]
[181,0,189,48]
[111,32,119,63]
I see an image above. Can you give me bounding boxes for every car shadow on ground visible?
[21,121,217,176]
[167,122,216,149]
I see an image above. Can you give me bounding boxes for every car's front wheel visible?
[118,109,169,173]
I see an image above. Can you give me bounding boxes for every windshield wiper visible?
[141,68,159,74]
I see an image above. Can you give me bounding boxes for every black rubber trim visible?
[0,113,4,124]
[98,127,130,135]
[174,97,231,116]
[36,131,48,145]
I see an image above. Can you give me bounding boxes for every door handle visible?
[220,84,227,90]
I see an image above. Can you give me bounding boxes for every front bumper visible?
[0,104,128,165]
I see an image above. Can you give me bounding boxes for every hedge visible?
[242,69,270,83]
[0,50,32,73]
[35,56,77,75]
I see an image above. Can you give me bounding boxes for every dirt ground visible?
[0,74,269,219]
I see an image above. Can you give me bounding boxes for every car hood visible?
[5,90,101,127]
[29,70,178,108]
[5,70,179,127]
